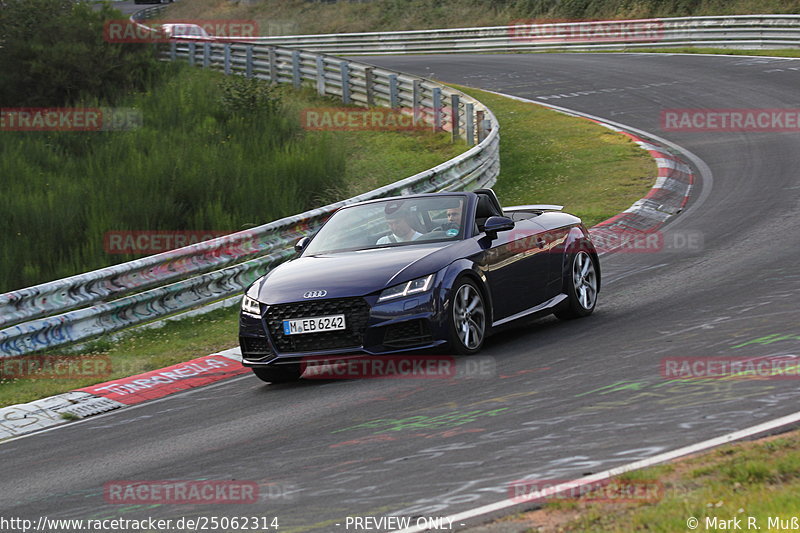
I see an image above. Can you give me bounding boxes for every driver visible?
[376,210,422,244]
[445,205,462,229]
[433,200,463,233]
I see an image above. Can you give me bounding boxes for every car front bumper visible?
[239,288,450,367]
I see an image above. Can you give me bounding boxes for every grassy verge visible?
[453,85,656,228]
[613,47,800,58]
[496,429,800,532]
[0,84,655,408]
[0,66,462,292]
[1,67,340,291]
[0,306,240,408]
[162,0,800,35]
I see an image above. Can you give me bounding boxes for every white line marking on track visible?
[391,410,800,532]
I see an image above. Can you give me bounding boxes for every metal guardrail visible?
[236,15,800,54]
[0,8,500,357]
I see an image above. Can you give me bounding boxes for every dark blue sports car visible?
[239,189,600,383]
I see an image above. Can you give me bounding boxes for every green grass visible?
[508,431,800,532]
[615,47,800,58]
[0,67,463,292]
[0,67,344,291]
[164,0,800,35]
[0,306,240,408]
[0,83,656,408]
[453,85,656,228]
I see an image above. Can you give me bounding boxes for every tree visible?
[0,0,163,106]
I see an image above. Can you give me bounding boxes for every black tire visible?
[251,365,302,383]
[448,278,487,355]
[555,250,598,320]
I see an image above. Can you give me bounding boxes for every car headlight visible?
[378,274,434,302]
[241,294,262,317]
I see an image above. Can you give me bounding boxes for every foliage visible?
[0,69,346,291]
[0,0,164,106]
[219,75,282,115]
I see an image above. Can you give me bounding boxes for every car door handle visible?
[536,237,546,248]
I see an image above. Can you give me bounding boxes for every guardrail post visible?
[465,103,475,146]
[412,79,422,126]
[268,47,277,84]
[476,110,486,143]
[245,45,254,78]
[340,62,351,104]
[224,43,231,75]
[364,67,375,106]
[432,87,442,131]
[203,43,211,68]
[188,42,196,67]
[316,56,326,96]
[450,94,460,142]
[292,50,302,89]
[389,74,399,108]
[170,42,177,61]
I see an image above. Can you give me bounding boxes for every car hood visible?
[253,242,455,304]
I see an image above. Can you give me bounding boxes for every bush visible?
[0,0,164,106]
[0,69,347,291]
[219,75,282,116]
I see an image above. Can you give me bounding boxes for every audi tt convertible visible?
[239,189,600,383]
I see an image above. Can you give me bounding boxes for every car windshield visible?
[303,196,467,255]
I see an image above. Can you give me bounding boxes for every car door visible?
[477,218,553,321]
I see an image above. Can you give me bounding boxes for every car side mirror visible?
[484,216,515,239]
[295,236,310,253]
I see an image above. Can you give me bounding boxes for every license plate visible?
[283,314,346,335]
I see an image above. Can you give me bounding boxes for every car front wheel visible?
[555,250,598,320]
[251,365,302,384]
[449,278,487,355]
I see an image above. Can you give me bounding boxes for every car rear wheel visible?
[449,278,486,355]
[555,250,598,320]
[251,365,302,384]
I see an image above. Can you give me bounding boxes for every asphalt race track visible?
[2,54,800,531]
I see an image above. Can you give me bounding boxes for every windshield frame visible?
[301,194,471,257]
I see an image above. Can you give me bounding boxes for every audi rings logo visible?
[303,290,327,299]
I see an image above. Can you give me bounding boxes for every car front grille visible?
[264,297,371,353]
[382,319,433,348]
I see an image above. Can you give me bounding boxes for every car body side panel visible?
[471,218,553,319]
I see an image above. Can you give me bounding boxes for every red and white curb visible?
[485,90,696,253]
[590,127,693,240]
[0,347,243,440]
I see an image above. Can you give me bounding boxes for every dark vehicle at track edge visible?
[239,189,600,383]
